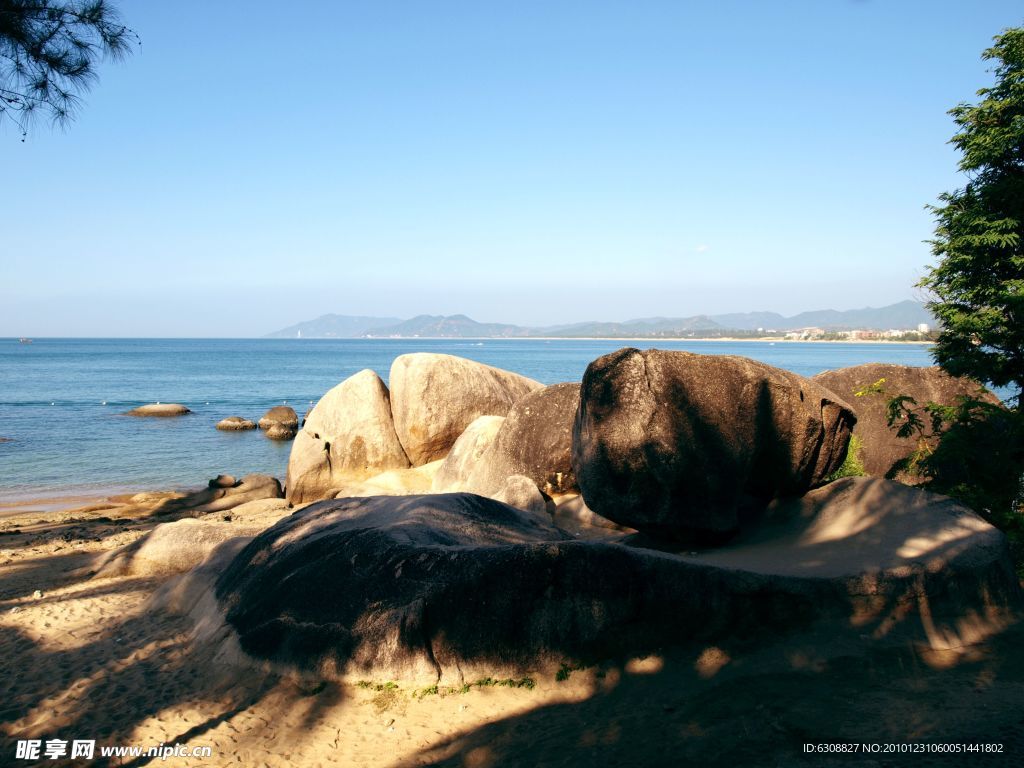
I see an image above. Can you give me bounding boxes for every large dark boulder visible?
[572,348,856,537]
[464,383,581,496]
[812,364,1000,480]
[217,493,569,684]
[212,484,1019,686]
[216,416,256,431]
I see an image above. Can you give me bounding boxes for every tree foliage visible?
[920,27,1024,402]
[871,28,1024,559]
[0,0,135,137]
[867,379,1022,526]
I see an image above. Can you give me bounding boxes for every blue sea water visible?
[0,338,939,501]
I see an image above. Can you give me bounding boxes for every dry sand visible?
[1,493,1022,768]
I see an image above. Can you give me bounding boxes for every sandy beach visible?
[0,487,1021,767]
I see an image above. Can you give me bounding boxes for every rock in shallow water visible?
[572,348,857,537]
[126,403,191,417]
[259,406,298,431]
[264,423,297,441]
[216,416,256,431]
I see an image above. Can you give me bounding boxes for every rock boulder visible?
[330,461,441,499]
[491,474,549,516]
[126,403,191,417]
[259,406,298,431]
[265,423,297,441]
[431,415,506,492]
[812,364,1000,480]
[286,370,410,503]
[572,348,856,537]
[465,383,580,496]
[216,416,256,431]
[213,483,1020,685]
[95,499,292,578]
[389,353,542,465]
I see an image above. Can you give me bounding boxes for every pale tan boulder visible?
[216,416,256,431]
[258,405,299,431]
[491,474,548,516]
[95,499,293,579]
[265,423,297,441]
[186,474,283,514]
[331,461,442,498]
[286,369,410,503]
[126,403,190,417]
[212,498,295,527]
[431,415,506,492]
[389,353,542,465]
[553,494,635,534]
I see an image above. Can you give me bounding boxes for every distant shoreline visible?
[4,336,935,345]
[358,336,936,345]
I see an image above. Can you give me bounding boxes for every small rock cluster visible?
[126,401,299,441]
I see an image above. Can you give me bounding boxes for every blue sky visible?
[2,1,1021,336]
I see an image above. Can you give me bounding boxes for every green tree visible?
[920,26,1024,406]
[886,27,1024,561]
[0,0,136,138]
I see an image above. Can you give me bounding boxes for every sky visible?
[2,1,1022,337]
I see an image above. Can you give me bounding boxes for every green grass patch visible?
[471,676,536,690]
[826,433,867,482]
[357,676,536,701]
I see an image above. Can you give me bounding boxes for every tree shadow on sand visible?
[395,624,1024,768]
[0,512,346,768]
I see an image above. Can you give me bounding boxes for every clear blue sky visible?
[2,1,1021,336]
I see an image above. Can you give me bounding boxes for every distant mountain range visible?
[266,314,404,339]
[265,300,933,339]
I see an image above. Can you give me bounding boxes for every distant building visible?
[917,323,930,333]
[786,327,826,340]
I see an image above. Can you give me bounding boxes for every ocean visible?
[0,338,939,501]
